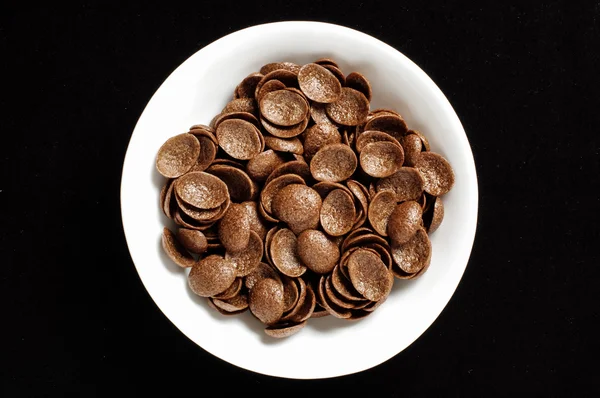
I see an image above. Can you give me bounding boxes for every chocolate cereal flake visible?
[313,57,340,68]
[263,135,305,154]
[288,284,316,323]
[264,321,307,338]
[216,119,262,160]
[364,114,408,141]
[400,133,423,167]
[297,229,340,274]
[320,189,356,236]
[256,79,287,103]
[190,136,217,172]
[259,61,301,75]
[310,143,357,182]
[376,167,424,202]
[260,115,309,139]
[244,262,282,290]
[410,129,430,151]
[162,227,196,268]
[188,255,237,297]
[249,278,285,325]
[235,73,264,99]
[345,72,372,101]
[176,228,208,254]
[214,111,260,130]
[175,193,221,221]
[246,150,286,183]
[415,152,455,196]
[265,160,311,185]
[323,64,346,86]
[272,184,322,234]
[270,228,307,277]
[206,164,256,202]
[223,97,258,115]
[218,203,251,253]
[325,87,369,126]
[355,130,402,153]
[240,201,269,240]
[212,293,249,313]
[347,249,393,302]
[260,173,306,215]
[225,231,263,277]
[391,227,431,276]
[303,123,342,160]
[359,141,405,178]
[310,102,337,126]
[213,277,242,300]
[281,275,300,313]
[156,133,200,178]
[260,90,309,127]
[256,69,299,97]
[367,191,398,236]
[298,63,342,103]
[387,201,423,245]
[175,171,228,209]
[316,275,353,319]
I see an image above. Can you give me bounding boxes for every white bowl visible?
[121,21,478,379]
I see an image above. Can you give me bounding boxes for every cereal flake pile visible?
[157,59,455,338]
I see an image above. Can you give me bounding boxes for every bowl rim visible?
[120,20,478,379]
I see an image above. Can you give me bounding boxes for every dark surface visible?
[1,1,599,396]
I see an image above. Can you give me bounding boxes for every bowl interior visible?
[121,21,478,379]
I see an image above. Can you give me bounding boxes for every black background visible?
[2,1,599,396]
